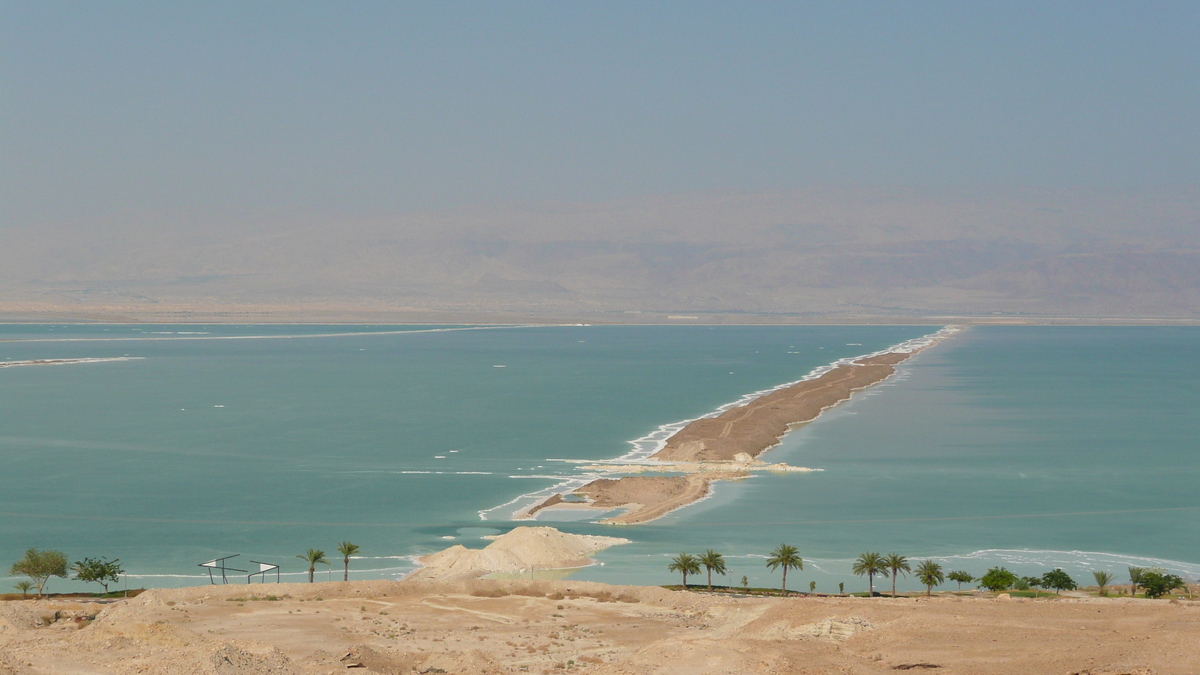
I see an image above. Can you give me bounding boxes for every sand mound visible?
[0,651,28,675]
[0,604,41,633]
[792,616,875,642]
[339,645,424,674]
[748,614,875,642]
[209,643,294,675]
[410,526,629,581]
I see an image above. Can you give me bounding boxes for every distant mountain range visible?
[2,186,1198,321]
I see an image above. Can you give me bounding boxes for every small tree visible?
[1128,566,1145,597]
[297,549,329,583]
[915,560,944,596]
[698,550,727,590]
[1041,568,1076,595]
[1026,576,1043,598]
[765,544,803,596]
[668,553,700,588]
[336,542,360,582]
[838,582,844,595]
[10,548,68,598]
[852,552,885,596]
[14,581,34,599]
[71,557,124,594]
[884,553,911,598]
[1015,576,1044,596]
[808,581,816,594]
[741,575,749,591]
[978,567,1017,592]
[1139,570,1186,599]
[1092,570,1114,596]
[947,570,973,591]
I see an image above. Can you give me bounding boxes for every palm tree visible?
[915,560,944,596]
[1093,570,1114,596]
[297,549,330,583]
[765,544,803,596]
[13,581,34,599]
[698,550,727,590]
[884,553,911,598]
[852,552,885,596]
[1127,566,1145,597]
[336,541,360,582]
[668,553,700,588]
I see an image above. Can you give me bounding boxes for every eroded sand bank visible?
[653,352,911,463]
[2,578,1194,675]
[530,332,957,524]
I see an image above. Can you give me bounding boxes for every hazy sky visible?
[3,1,1198,226]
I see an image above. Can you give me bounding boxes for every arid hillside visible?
[3,186,1199,321]
[1,579,1196,674]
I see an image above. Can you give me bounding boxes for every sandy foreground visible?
[2,579,1196,675]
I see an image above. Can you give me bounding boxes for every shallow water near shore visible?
[1,324,1198,592]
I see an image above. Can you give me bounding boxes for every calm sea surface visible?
[1,324,1197,592]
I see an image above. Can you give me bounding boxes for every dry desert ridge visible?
[2,527,1197,675]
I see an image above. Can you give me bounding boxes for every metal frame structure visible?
[247,561,281,584]
[198,555,247,584]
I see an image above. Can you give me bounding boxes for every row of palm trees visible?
[852,552,946,596]
[297,542,360,583]
[668,547,951,596]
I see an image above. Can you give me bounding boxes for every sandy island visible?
[528,331,958,524]
[2,576,1194,675]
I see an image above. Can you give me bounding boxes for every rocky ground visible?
[2,579,1197,675]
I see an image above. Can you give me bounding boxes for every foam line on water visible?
[678,504,1200,527]
[0,324,551,343]
[792,549,1200,580]
[0,357,144,368]
[925,549,1200,577]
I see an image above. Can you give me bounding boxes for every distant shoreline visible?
[3,306,1199,327]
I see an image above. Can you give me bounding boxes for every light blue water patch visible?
[0,323,925,590]
[574,326,1200,592]
[4,324,1196,594]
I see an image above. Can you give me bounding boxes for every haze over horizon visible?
[3,2,1198,320]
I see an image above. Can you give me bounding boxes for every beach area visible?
[4,323,1200,597]
[2,577,1196,675]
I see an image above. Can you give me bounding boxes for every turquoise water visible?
[2,324,1197,592]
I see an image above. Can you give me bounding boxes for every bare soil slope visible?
[1,581,1196,675]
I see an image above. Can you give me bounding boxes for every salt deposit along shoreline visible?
[0,357,144,368]
[525,327,962,524]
